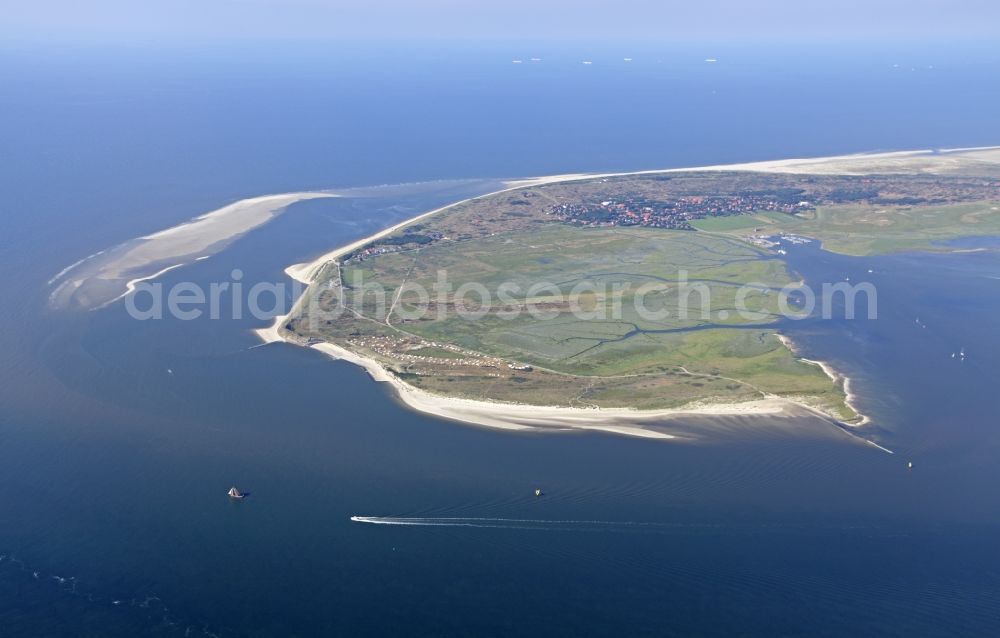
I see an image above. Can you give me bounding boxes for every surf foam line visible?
[350,516,698,531]
[47,249,106,286]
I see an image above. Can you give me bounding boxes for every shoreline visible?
[258,322,874,441]
[98,262,189,310]
[774,335,871,427]
[254,145,1000,288]
[244,148,943,439]
[50,191,338,311]
[256,326,823,440]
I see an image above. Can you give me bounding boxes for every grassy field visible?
[291,224,855,419]
[280,169,1000,420]
[713,201,1000,256]
[690,210,798,232]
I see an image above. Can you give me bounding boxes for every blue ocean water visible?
[2,41,1000,636]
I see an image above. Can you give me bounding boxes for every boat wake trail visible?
[350,516,682,532]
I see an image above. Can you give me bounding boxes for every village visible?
[548,195,811,229]
[343,334,532,375]
[343,230,444,263]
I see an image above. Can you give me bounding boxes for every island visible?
[259,148,1000,437]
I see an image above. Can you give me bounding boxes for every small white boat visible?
[535,488,542,497]
[907,462,913,470]
[228,486,245,499]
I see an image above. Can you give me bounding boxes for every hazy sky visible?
[4,0,999,44]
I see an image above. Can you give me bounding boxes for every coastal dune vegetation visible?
[281,149,1000,425]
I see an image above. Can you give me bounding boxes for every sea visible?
[2,40,1000,636]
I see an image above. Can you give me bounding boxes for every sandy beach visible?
[60,145,1000,312]
[259,146,999,291]
[130,193,337,266]
[245,147,999,440]
[775,335,871,427]
[50,191,337,310]
[257,328,817,440]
